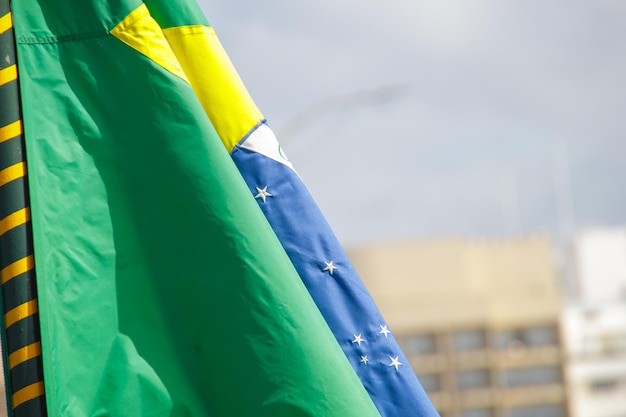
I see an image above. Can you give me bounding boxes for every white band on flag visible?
[240,124,295,171]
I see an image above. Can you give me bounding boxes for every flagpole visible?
[0,1,47,416]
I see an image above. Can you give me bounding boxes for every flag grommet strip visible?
[0,2,47,416]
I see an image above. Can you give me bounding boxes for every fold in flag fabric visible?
[10,0,440,415]
[141,1,439,416]
[12,1,382,416]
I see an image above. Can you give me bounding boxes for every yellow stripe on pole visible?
[4,299,38,328]
[0,162,26,187]
[1,255,34,285]
[0,64,17,87]
[0,65,17,87]
[8,342,41,370]
[0,207,30,236]
[0,120,22,144]
[12,381,44,409]
[0,12,12,35]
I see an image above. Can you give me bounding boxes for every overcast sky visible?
[198,0,626,248]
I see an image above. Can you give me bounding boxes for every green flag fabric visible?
[12,1,382,416]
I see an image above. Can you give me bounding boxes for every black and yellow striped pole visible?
[0,1,47,415]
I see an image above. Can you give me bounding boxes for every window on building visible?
[461,408,493,417]
[615,332,626,353]
[401,333,437,355]
[589,378,619,393]
[494,329,524,350]
[525,326,558,346]
[452,329,486,351]
[457,369,490,390]
[501,366,562,387]
[417,374,441,392]
[505,404,566,417]
[598,332,626,355]
[494,325,558,350]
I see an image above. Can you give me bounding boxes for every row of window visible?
[587,377,626,393]
[418,366,562,391]
[579,332,626,356]
[401,326,558,355]
[439,404,566,417]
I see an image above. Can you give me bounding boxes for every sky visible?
[198,0,626,248]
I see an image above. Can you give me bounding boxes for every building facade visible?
[348,236,568,417]
[563,228,626,417]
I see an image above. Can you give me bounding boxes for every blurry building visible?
[563,228,626,417]
[572,227,626,304]
[348,236,567,417]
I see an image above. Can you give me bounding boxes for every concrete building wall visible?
[562,228,626,417]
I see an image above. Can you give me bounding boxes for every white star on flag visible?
[254,186,272,203]
[360,355,369,365]
[389,356,402,371]
[379,324,391,338]
[352,334,365,346]
[323,260,337,275]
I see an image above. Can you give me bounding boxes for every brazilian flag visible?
[3,0,383,416]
